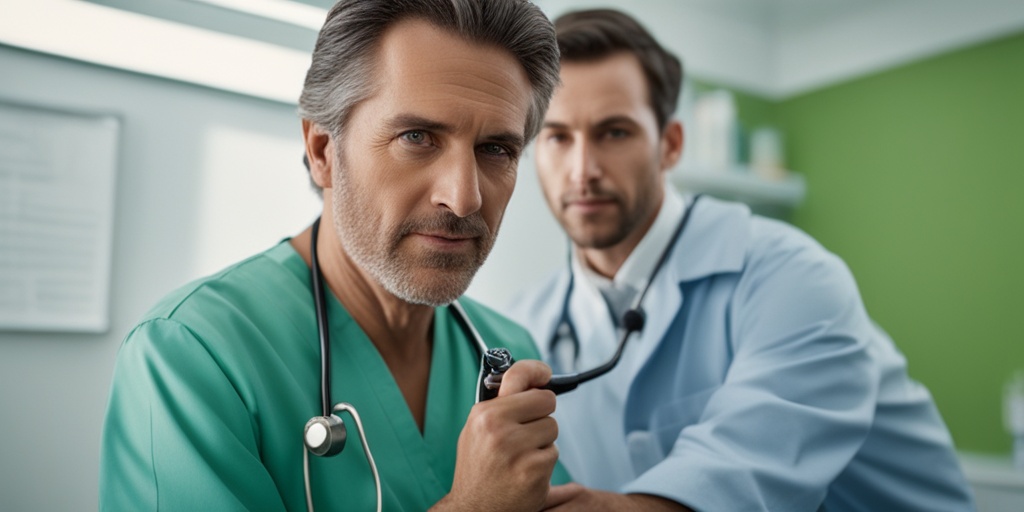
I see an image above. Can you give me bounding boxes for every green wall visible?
[722,31,1024,454]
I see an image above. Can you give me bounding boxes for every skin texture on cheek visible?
[328,194,490,302]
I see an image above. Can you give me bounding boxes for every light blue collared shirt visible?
[507,195,974,511]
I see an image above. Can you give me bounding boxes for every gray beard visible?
[329,155,494,307]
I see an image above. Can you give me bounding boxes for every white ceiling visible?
[538,0,1024,98]
[681,0,892,31]
[3,0,1024,103]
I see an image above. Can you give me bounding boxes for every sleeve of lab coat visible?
[621,242,880,511]
[99,318,288,511]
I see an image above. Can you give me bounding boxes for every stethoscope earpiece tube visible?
[481,195,702,400]
[543,374,581,394]
[303,196,693,504]
[304,220,384,512]
[310,218,333,419]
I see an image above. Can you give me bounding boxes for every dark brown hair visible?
[554,9,683,131]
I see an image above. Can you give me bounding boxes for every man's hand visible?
[542,483,693,511]
[432,360,559,512]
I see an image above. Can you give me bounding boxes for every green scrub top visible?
[100,241,570,511]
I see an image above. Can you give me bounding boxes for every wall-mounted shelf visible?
[670,165,806,218]
[958,452,1024,512]
[672,165,806,206]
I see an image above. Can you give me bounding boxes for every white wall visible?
[0,45,318,511]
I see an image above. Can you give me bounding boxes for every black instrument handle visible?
[478,348,581,400]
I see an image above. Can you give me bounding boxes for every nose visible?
[431,145,483,218]
[568,138,601,187]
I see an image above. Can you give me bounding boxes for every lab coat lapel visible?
[622,196,751,391]
[626,252,683,385]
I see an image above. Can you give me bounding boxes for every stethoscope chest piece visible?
[303,219,488,512]
[304,415,347,457]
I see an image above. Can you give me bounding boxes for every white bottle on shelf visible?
[691,89,737,171]
[750,126,787,181]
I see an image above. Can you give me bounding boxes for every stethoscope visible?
[301,218,494,512]
[298,194,700,511]
[546,194,702,381]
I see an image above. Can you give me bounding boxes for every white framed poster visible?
[0,101,120,332]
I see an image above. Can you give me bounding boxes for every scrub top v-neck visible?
[100,241,568,511]
[310,288,484,510]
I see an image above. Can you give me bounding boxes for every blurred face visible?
[536,53,678,252]
[330,19,532,306]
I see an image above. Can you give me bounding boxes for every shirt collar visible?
[570,188,753,292]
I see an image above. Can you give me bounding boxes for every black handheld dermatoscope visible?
[478,195,702,401]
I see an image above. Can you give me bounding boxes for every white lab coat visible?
[507,196,974,511]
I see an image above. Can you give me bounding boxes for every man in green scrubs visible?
[99,1,565,510]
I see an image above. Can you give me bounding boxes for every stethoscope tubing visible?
[306,218,489,512]
[546,194,702,388]
[310,219,332,417]
[302,194,700,510]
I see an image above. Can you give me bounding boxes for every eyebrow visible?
[594,115,640,130]
[387,113,525,150]
[385,114,452,134]
[542,120,570,131]
[542,115,640,131]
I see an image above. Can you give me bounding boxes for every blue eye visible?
[400,130,428,144]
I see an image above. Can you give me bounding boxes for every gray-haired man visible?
[100,1,566,510]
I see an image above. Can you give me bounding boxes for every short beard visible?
[330,152,495,307]
[561,190,651,250]
[568,202,634,249]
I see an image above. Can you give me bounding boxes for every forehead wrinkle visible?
[443,54,530,99]
[400,61,529,114]
[448,80,525,114]
[389,79,528,139]
[371,20,531,138]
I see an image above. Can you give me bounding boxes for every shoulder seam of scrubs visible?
[160,252,278,319]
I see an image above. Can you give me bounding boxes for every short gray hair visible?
[299,0,559,145]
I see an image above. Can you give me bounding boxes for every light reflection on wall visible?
[193,125,321,278]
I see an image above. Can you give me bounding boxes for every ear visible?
[658,120,684,173]
[302,119,334,189]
